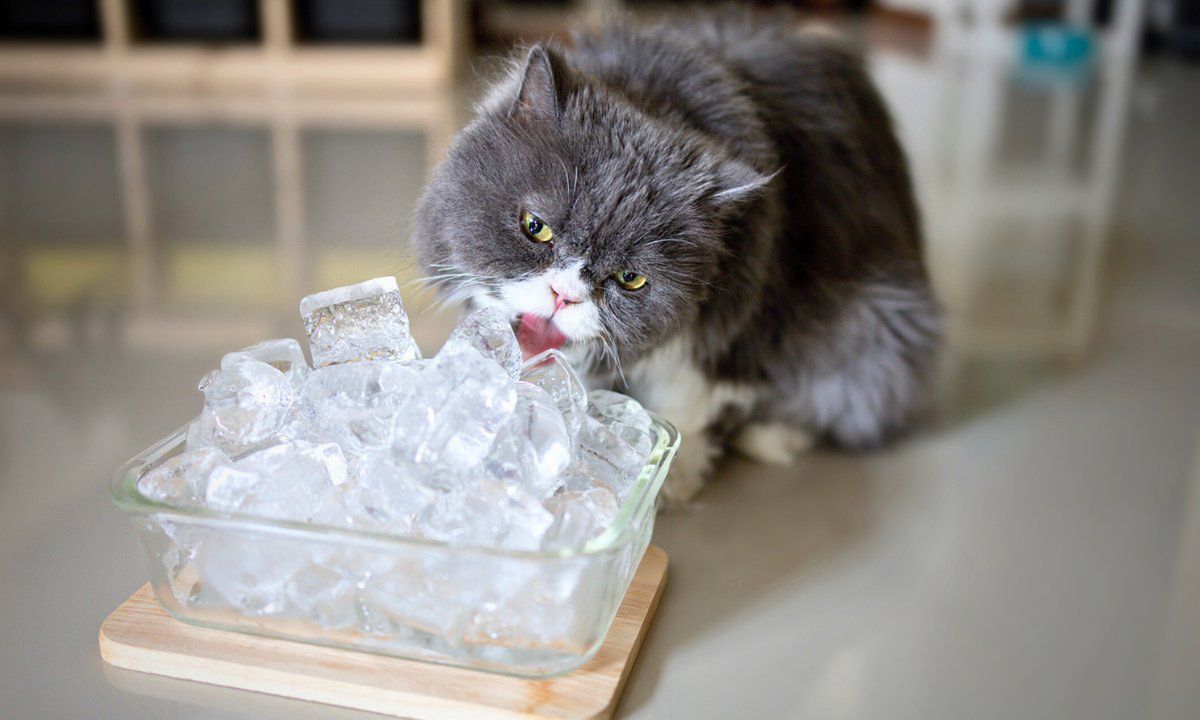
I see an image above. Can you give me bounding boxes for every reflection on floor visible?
[0,89,459,363]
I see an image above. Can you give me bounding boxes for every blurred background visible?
[1,1,1199,719]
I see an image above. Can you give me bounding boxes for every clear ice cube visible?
[442,307,522,379]
[605,420,656,459]
[587,389,652,432]
[543,487,621,549]
[285,562,359,629]
[273,406,318,445]
[303,361,430,456]
[520,349,587,437]
[195,360,296,455]
[405,345,516,471]
[205,441,347,522]
[420,479,554,551]
[201,534,307,616]
[204,464,260,512]
[482,381,571,498]
[563,416,648,501]
[138,446,227,507]
[587,389,655,457]
[300,277,420,367]
[310,483,382,532]
[156,519,206,605]
[466,559,592,648]
[358,558,458,639]
[221,338,310,387]
[354,446,443,530]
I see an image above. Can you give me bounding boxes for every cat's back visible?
[655,11,923,261]
[568,14,780,167]
[568,12,889,172]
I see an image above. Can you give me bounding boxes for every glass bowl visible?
[110,415,679,678]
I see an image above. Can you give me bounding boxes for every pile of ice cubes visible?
[138,277,659,640]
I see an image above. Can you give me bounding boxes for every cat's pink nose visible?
[550,283,581,311]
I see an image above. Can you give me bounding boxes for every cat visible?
[412,11,941,502]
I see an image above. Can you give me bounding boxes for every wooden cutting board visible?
[99,545,668,719]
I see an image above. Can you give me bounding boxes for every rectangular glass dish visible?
[111,415,679,678]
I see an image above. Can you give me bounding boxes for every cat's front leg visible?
[731,422,815,465]
[663,429,720,503]
[625,337,753,504]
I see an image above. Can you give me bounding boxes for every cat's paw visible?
[732,422,814,465]
[661,436,717,505]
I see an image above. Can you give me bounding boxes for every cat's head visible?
[413,44,771,373]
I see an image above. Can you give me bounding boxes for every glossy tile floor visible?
[2,32,1199,720]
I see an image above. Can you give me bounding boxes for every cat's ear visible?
[510,45,570,124]
[709,157,777,212]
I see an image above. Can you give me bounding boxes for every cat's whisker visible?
[420,293,461,317]
[597,327,628,391]
[414,272,474,314]
[427,263,473,278]
[404,273,474,289]
[419,279,484,317]
[610,329,629,383]
[409,279,471,299]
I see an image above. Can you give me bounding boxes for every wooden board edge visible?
[102,620,518,719]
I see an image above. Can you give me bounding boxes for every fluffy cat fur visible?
[413,11,941,501]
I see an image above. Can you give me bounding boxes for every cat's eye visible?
[520,210,553,243]
[613,270,647,291]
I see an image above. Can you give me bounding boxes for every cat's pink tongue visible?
[517,314,567,360]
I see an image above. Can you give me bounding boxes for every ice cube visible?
[221,338,310,387]
[419,478,554,551]
[406,345,517,471]
[521,349,587,436]
[201,534,307,616]
[449,554,545,647]
[156,520,206,605]
[358,558,458,639]
[310,483,382,532]
[285,562,358,629]
[563,416,648,501]
[442,307,522,379]
[354,446,443,531]
[205,441,347,522]
[195,360,296,455]
[204,463,260,512]
[274,406,318,445]
[543,487,621,549]
[184,419,206,451]
[303,361,431,456]
[300,277,420,367]
[587,389,655,457]
[605,420,656,459]
[138,446,227,507]
[465,558,592,649]
[587,389,653,432]
[482,381,571,498]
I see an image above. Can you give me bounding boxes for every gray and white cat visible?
[413,12,941,502]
